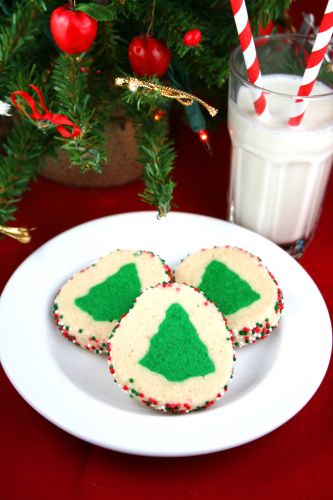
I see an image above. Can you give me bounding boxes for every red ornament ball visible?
[128,35,171,78]
[50,4,98,54]
[183,29,202,47]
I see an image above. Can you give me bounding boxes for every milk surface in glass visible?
[228,74,333,247]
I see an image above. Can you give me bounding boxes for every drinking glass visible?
[228,34,333,258]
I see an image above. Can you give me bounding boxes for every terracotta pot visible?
[42,117,143,187]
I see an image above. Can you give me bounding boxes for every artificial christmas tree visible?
[0,0,290,229]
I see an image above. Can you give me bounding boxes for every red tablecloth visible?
[0,120,332,499]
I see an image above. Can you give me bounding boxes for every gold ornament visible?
[0,225,33,243]
[115,77,218,117]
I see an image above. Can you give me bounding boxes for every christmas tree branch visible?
[136,114,176,217]
[0,0,47,85]
[0,119,50,225]
[248,0,292,27]
[76,0,139,21]
[89,21,124,121]
[121,84,176,217]
[50,53,107,172]
[154,0,291,88]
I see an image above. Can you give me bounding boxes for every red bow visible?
[10,84,81,139]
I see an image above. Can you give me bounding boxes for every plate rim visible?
[0,211,332,456]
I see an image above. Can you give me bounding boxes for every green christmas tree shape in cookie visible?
[199,260,260,315]
[75,263,141,321]
[139,303,215,382]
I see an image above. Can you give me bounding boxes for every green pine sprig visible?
[137,115,176,218]
[0,119,50,225]
[121,82,176,217]
[50,53,107,172]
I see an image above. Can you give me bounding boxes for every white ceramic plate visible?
[0,212,331,457]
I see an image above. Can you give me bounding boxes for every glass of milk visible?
[228,34,333,258]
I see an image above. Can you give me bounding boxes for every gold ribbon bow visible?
[115,77,218,117]
[0,225,33,243]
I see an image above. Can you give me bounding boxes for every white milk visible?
[228,74,333,246]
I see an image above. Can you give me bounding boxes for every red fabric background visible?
[1,120,332,500]
[1,2,333,497]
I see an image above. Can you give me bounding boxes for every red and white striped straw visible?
[289,0,333,127]
[229,0,267,116]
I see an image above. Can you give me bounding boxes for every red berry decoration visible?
[128,35,171,78]
[258,19,274,36]
[50,4,98,54]
[183,29,202,47]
